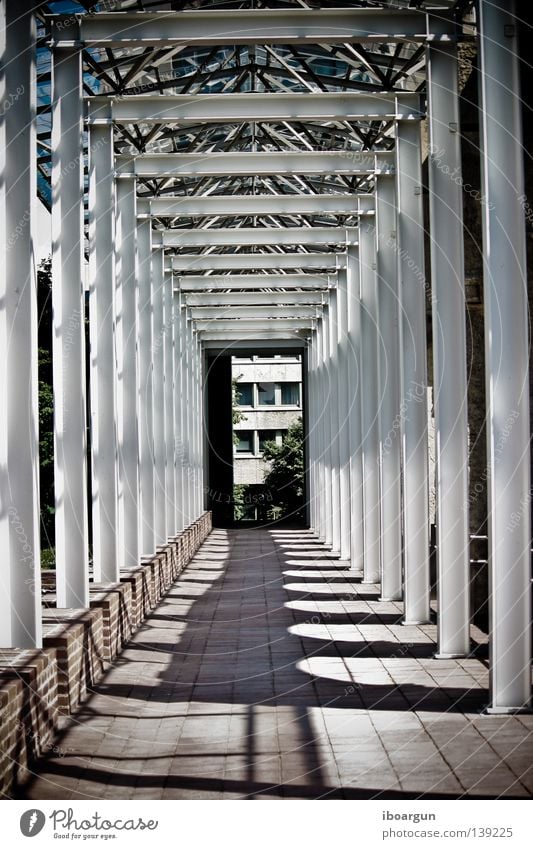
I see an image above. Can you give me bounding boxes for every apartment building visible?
[233,354,302,487]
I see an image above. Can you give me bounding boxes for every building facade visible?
[233,355,302,489]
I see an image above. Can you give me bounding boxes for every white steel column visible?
[181,308,192,525]
[360,221,381,583]
[375,173,403,601]
[174,290,185,532]
[51,46,89,605]
[321,309,333,547]
[0,0,41,647]
[427,43,470,656]
[314,319,326,541]
[328,289,341,554]
[190,327,199,519]
[115,179,139,570]
[88,124,118,583]
[312,334,321,537]
[308,334,318,533]
[396,120,430,624]
[346,245,364,571]
[152,248,166,543]
[336,268,352,561]
[197,337,205,516]
[316,319,328,543]
[137,219,155,556]
[192,328,203,519]
[164,270,176,535]
[479,0,531,712]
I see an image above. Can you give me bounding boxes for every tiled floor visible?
[17,528,533,799]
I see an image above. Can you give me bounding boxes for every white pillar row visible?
[137,218,155,557]
[427,43,470,657]
[152,248,166,545]
[51,45,89,606]
[328,288,342,554]
[375,173,403,602]
[88,123,118,583]
[114,179,139,571]
[0,0,42,648]
[163,269,176,536]
[336,267,352,561]
[173,288,185,533]
[395,120,431,624]
[359,220,381,583]
[346,244,364,572]
[478,0,531,713]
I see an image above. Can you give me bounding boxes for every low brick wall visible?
[0,510,212,798]
[42,608,106,715]
[0,649,59,797]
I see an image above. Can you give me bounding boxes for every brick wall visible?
[0,511,212,798]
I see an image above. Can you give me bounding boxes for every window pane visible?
[236,431,253,453]
[281,382,300,405]
[236,383,253,405]
[257,382,275,405]
[258,430,277,451]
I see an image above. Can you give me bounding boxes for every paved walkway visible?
[19,528,533,799]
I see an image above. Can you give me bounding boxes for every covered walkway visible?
[18,529,533,800]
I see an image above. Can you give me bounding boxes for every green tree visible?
[262,418,304,521]
[232,376,247,445]
[37,257,55,558]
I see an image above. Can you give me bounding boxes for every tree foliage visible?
[262,418,304,520]
[37,257,55,551]
[232,376,248,445]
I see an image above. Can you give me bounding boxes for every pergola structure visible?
[0,0,530,716]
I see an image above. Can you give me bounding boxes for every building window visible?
[257,382,276,405]
[235,431,254,453]
[280,382,300,405]
[236,383,253,406]
[258,430,277,452]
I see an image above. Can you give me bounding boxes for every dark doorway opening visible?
[205,345,307,529]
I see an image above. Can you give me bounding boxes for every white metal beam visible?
[185,291,325,306]
[193,319,314,332]
[168,253,343,272]
[177,273,331,291]
[200,331,309,343]
[116,151,392,178]
[51,10,457,48]
[188,306,320,320]
[140,194,372,218]
[160,228,354,248]
[88,92,424,125]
